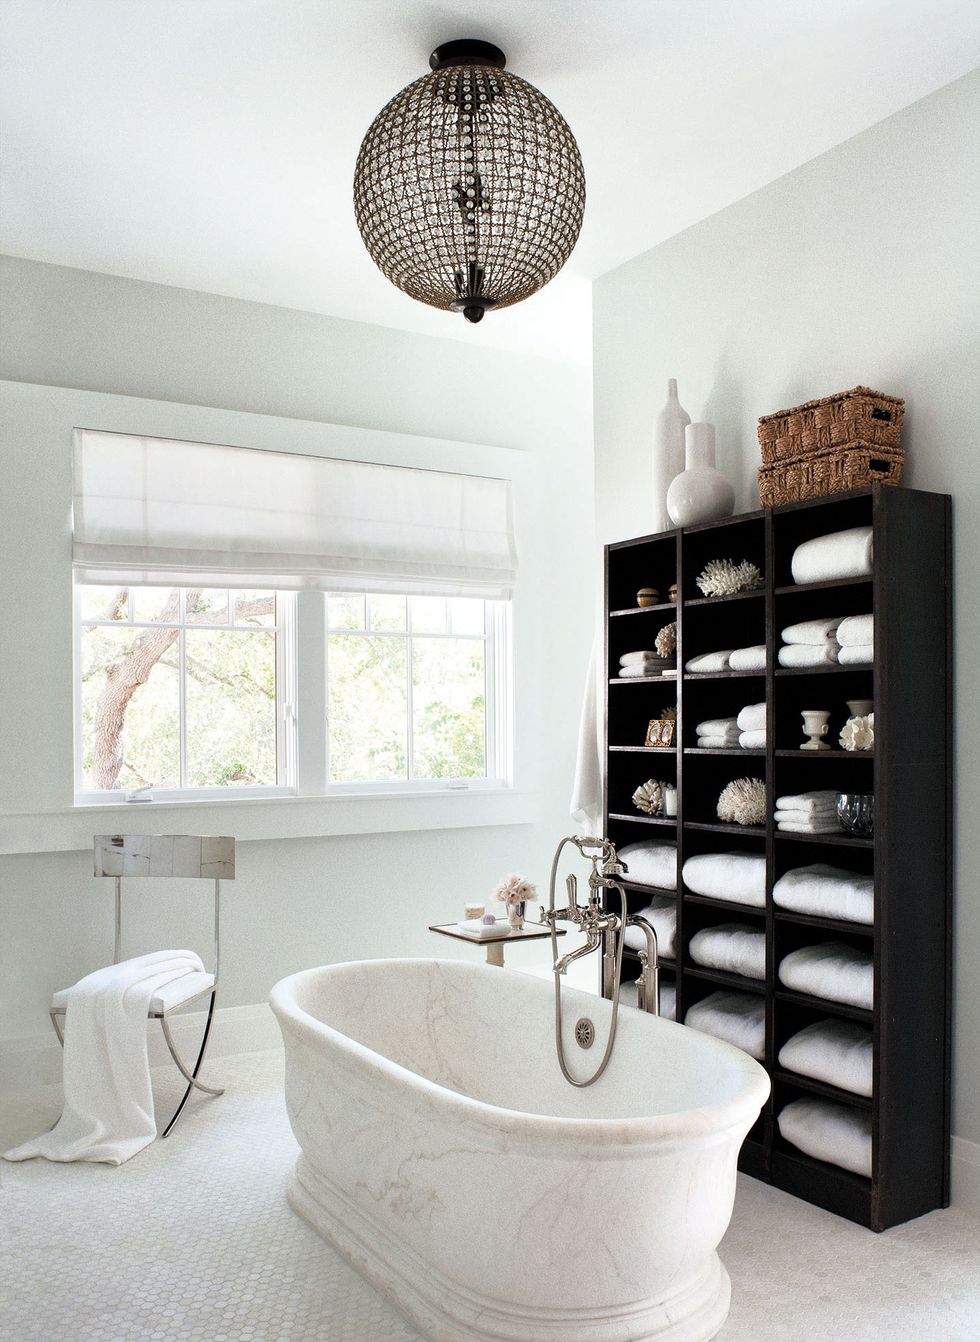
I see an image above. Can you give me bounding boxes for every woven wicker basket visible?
[758,386,904,464]
[759,442,904,507]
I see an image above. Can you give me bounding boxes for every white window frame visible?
[73,585,297,804]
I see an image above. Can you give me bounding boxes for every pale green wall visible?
[593,70,980,1150]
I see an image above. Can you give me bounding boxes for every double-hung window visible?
[71,430,516,803]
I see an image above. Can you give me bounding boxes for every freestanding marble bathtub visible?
[270,959,770,1342]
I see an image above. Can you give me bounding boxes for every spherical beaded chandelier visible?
[353,39,585,323]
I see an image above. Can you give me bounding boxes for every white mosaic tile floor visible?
[1,1049,978,1341]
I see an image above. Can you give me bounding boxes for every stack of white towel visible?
[791,526,873,585]
[736,702,766,749]
[773,863,873,925]
[775,790,841,834]
[684,645,767,673]
[696,716,739,748]
[777,616,843,668]
[682,851,767,908]
[618,650,674,678]
[837,613,874,665]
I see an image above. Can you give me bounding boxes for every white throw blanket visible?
[4,950,205,1166]
[778,1098,872,1177]
[729,644,767,670]
[837,613,874,646]
[778,643,839,668]
[838,643,874,665]
[685,649,733,673]
[791,526,874,585]
[778,941,873,1009]
[689,923,766,979]
[685,990,765,1060]
[778,1019,873,1098]
[781,617,842,645]
[618,841,678,891]
[682,851,766,907]
[623,896,678,959]
[773,863,874,925]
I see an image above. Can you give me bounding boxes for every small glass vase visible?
[837,793,875,837]
[507,900,526,930]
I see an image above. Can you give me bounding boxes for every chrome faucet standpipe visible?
[543,835,659,1088]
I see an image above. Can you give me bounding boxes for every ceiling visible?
[2,1,978,366]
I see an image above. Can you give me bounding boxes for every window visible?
[76,585,289,798]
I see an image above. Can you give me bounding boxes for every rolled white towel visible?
[689,923,766,980]
[685,990,765,1060]
[696,717,739,736]
[682,852,766,907]
[729,644,767,671]
[778,1098,872,1178]
[618,841,677,890]
[623,896,677,959]
[837,614,874,647]
[739,729,767,750]
[620,649,662,666]
[778,644,840,668]
[776,791,839,813]
[778,1019,873,1098]
[619,661,671,677]
[791,526,874,585]
[778,941,873,1009]
[772,863,873,925]
[838,643,874,665]
[698,734,741,749]
[685,649,733,673]
[736,702,767,732]
[780,617,842,646]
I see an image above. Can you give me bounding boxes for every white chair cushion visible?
[52,969,215,1016]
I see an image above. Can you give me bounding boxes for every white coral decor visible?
[840,712,874,752]
[696,558,764,598]
[717,776,767,826]
[655,621,677,657]
[632,779,664,815]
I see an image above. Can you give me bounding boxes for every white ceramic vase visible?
[666,423,735,527]
[652,379,690,532]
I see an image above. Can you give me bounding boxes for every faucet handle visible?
[566,872,579,906]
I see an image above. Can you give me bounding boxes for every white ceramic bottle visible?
[652,379,690,531]
[666,422,735,527]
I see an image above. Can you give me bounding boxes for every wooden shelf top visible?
[684,964,767,995]
[772,1067,872,1110]
[608,673,679,685]
[774,575,873,596]
[609,744,678,753]
[774,908,874,938]
[609,602,677,617]
[775,830,873,848]
[684,589,765,608]
[685,820,767,837]
[775,748,872,758]
[776,663,874,676]
[775,987,872,1024]
[683,669,767,680]
[684,747,765,756]
[607,812,677,828]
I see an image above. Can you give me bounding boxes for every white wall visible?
[0,258,596,1059]
[593,69,980,1189]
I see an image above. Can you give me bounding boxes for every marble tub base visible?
[288,1155,732,1342]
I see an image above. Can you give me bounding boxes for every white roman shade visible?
[72,430,517,596]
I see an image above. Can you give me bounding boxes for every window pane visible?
[409,595,446,634]
[327,593,365,630]
[184,629,278,786]
[78,586,129,622]
[412,638,486,779]
[131,587,181,623]
[448,597,485,636]
[185,589,228,624]
[368,594,406,632]
[328,634,407,782]
[80,625,180,789]
[232,590,276,627]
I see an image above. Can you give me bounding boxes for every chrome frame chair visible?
[49,834,235,1138]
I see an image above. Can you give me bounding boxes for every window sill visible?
[0,789,540,856]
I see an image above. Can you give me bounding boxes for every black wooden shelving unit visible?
[602,486,951,1231]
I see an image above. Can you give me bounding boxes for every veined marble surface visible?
[271,958,770,1342]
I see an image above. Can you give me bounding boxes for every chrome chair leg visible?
[159,990,223,1138]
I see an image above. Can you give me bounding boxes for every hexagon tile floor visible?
[1,1049,978,1342]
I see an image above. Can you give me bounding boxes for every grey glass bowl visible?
[837,792,875,837]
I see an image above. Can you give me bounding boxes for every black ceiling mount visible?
[429,39,506,71]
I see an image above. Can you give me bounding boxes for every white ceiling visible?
[2,1,979,366]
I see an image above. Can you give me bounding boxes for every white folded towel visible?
[682,852,766,907]
[3,950,206,1166]
[729,644,767,671]
[772,863,873,925]
[778,1019,873,1098]
[619,662,671,677]
[838,643,874,665]
[623,896,677,959]
[698,734,741,749]
[696,717,739,736]
[776,817,842,834]
[791,526,874,585]
[619,841,677,891]
[620,649,661,666]
[776,791,839,813]
[739,729,767,750]
[781,617,842,645]
[685,649,733,673]
[778,1098,872,1177]
[689,923,766,980]
[457,917,510,939]
[619,980,676,1020]
[685,990,766,1060]
[778,941,873,1009]
[778,643,840,668]
[736,702,767,732]
[837,614,874,647]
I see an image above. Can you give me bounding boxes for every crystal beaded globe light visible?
[353,39,586,323]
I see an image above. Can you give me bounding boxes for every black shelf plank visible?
[683,669,767,681]
[685,821,767,837]
[684,747,765,756]
[774,908,874,938]
[772,1068,872,1111]
[608,674,679,685]
[608,812,677,828]
[684,589,765,608]
[775,576,873,597]
[775,749,872,759]
[769,1149,872,1229]
[775,988,872,1024]
[683,965,767,995]
[620,879,678,896]
[774,830,873,849]
[684,892,767,916]
[609,745,679,754]
[775,663,874,676]
[609,602,677,617]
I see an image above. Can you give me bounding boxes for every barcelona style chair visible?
[49,834,235,1138]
